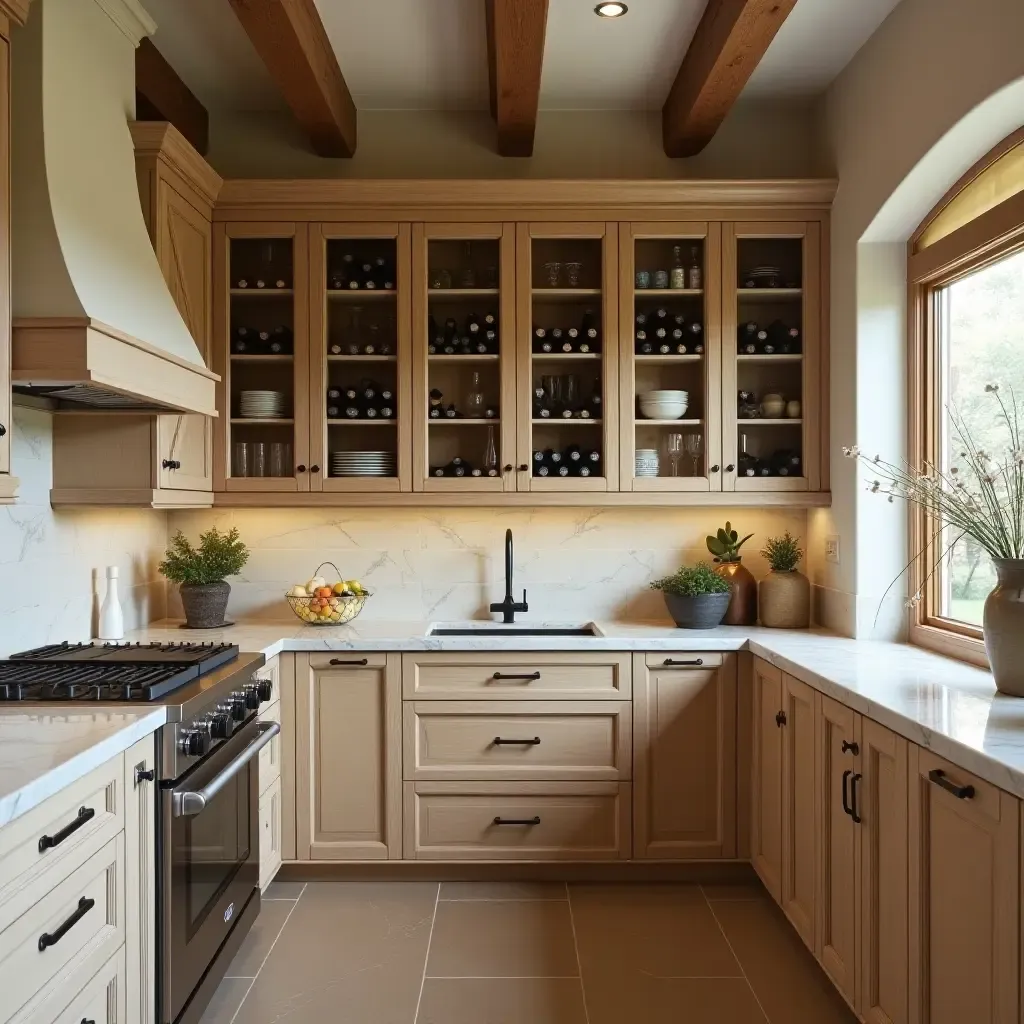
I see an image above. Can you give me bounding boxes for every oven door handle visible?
[172,722,280,818]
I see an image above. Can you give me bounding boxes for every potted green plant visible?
[160,527,249,629]
[845,383,1024,694]
[651,562,733,629]
[706,521,757,625]
[759,531,810,627]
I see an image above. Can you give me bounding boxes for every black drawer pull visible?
[491,672,541,682]
[82,1019,96,1024]
[775,710,787,728]
[38,897,94,952]
[329,658,368,667]
[664,658,704,667]
[39,806,95,854]
[928,768,975,800]
[841,769,853,817]
[850,772,862,823]
[493,736,541,746]
[493,816,541,826]
[841,740,859,755]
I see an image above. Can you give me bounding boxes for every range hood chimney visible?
[10,0,217,415]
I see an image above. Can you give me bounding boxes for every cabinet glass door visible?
[412,224,516,491]
[516,223,619,491]
[217,224,309,491]
[310,224,411,492]
[723,223,821,492]
[619,223,721,491]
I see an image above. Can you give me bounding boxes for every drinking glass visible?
[541,261,562,287]
[251,442,268,478]
[429,268,452,289]
[665,433,683,477]
[635,269,652,289]
[233,442,251,478]
[653,269,670,289]
[270,442,291,478]
[564,261,583,287]
[682,433,703,476]
[483,425,498,475]
[564,374,581,416]
[541,374,563,415]
[459,242,476,288]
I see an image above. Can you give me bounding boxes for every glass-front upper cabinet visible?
[515,223,619,491]
[722,223,821,492]
[411,225,516,492]
[216,224,310,491]
[309,224,411,492]
[618,223,721,491]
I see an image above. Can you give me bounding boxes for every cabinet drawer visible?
[403,781,631,860]
[915,748,1006,824]
[11,946,126,1024]
[258,699,282,794]
[307,652,387,671]
[644,652,725,670]
[0,836,124,1024]
[404,701,631,781]
[259,776,283,892]
[0,758,123,932]
[402,653,631,700]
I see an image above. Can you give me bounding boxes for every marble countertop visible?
[0,706,166,829]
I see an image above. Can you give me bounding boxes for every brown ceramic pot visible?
[759,570,811,628]
[715,560,758,625]
[984,558,1024,696]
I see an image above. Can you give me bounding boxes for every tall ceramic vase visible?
[716,560,758,625]
[984,558,1024,696]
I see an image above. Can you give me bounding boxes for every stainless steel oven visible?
[157,661,277,1024]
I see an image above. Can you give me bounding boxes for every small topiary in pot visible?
[758,531,810,628]
[651,561,733,629]
[160,527,249,629]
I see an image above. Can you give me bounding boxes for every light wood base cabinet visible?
[908,747,1019,1024]
[751,658,784,899]
[633,652,737,860]
[294,653,402,860]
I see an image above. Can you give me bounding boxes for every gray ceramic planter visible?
[663,590,732,629]
[179,581,231,629]
[985,558,1024,696]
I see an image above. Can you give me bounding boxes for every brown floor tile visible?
[198,977,252,1023]
[569,884,741,980]
[418,977,588,1024]
[701,880,770,901]
[427,900,579,978]
[712,899,858,1024]
[232,882,438,1024]
[262,880,305,900]
[440,881,567,901]
[225,900,294,978]
[584,976,767,1024]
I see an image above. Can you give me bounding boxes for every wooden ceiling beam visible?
[227,0,356,158]
[485,0,549,157]
[135,38,209,156]
[663,0,797,158]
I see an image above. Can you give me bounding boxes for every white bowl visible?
[639,399,688,420]
[642,390,688,400]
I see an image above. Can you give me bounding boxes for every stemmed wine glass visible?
[665,433,684,477]
[682,433,703,476]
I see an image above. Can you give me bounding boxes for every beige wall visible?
[167,507,807,624]
[207,102,826,180]
[812,0,1024,637]
[0,406,168,656]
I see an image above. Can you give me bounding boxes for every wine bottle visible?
[738,434,758,477]
[374,256,393,290]
[577,464,592,477]
[432,466,446,477]
[670,245,686,290]
[556,464,570,477]
[466,313,481,335]
[470,468,483,477]
[738,322,759,354]
[687,246,702,290]
[256,329,271,354]
[755,329,770,354]
[327,387,341,401]
[532,327,547,353]
[344,403,360,419]
[536,464,551,477]
[379,405,394,419]
[483,312,497,328]
[340,253,355,288]
[346,256,361,289]
[566,444,583,465]
[548,449,563,465]
[429,388,444,418]
[231,327,251,354]
[327,404,341,418]
[361,262,376,289]
[450,457,467,478]
[550,328,564,349]
[533,386,547,418]
[444,404,458,418]
[639,341,654,355]
[784,325,802,354]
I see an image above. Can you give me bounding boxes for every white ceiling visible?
[142,0,904,114]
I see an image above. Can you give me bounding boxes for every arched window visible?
[908,126,1024,663]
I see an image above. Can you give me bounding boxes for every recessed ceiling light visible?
[594,2,628,17]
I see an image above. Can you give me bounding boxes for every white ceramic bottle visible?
[99,565,125,640]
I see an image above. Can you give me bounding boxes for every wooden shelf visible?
[532,288,602,300]
[230,417,295,425]
[428,288,499,297]
[428,418,500,426]
[636,418,703,426]
[327,354,397,363]
[327,418,397,426]
[428,354,500,363]
[327,289,397,301]
[635,354,702,364]
[230,288,293,297]
[739,418,803,426]
[736,354,803,363]
[231,354,293,363]
[532,352,602,362]
[635,289,703,298]
[533,418,602,425]
[737,288,802,301]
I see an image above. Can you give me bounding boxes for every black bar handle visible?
[841,740,859,755]
[39,806,95,854]
[491,672,541,682]
[841,769,853,817]
[329,658,369,666]
[775,710,787,728]
[493,816,541,826]
[493,736,541,746]
[850,773,862,823]
[928,768,975,800]
[663,658,704,667]
[38,897,94,952]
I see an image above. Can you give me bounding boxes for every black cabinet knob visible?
[775,710,787,727]
[503,464,513,473]
[310,465,320,473]
[296,464,306,473]
[0,423,8,437]
[710,464,720,473]
[725,464,735,472]
[162,459,174,470]
[517,463,529,472]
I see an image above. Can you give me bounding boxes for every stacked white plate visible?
[239,390,287,419]
[331,451,396,477]
[638,390,689,420]
[635,449,660,478]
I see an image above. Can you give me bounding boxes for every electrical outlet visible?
[825,535,840,565]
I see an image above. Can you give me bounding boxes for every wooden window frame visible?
[907,128,1024,667]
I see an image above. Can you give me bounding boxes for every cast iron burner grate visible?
[8,641,239,673]
[0,661,200,702]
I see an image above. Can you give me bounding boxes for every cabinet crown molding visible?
[0,0,31,26]
[93,0,155,45]
[130,121,223,207]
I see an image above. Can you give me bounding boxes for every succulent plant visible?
[706,521,753,564]
[761,532,804,572]
[650,562,732,597]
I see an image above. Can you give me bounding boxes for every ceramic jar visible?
[786,399,802,419]
[760,393,786,418]
[715,561,758,625]
[984,558,1024,696]
[759,570,811,628]
[663,591,732,629]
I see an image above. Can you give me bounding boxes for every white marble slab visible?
[0,707,166,828]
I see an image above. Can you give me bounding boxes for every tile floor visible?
[200,878,857,1024]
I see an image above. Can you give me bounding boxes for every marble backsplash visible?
[168,506,809,624]
[0,407,168,656]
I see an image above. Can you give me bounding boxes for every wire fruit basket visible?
[285,562,371,626]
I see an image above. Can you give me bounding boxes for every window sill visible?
[911,622,989,670]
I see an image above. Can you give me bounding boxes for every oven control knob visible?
[179,728,210,757]
[209,712,234,740]
[255,678,273,703]
[243,685,260,710]
[228,693,248,721]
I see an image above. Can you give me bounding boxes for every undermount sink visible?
[427,623,601,637]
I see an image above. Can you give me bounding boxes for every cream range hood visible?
[10,0,217,415]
